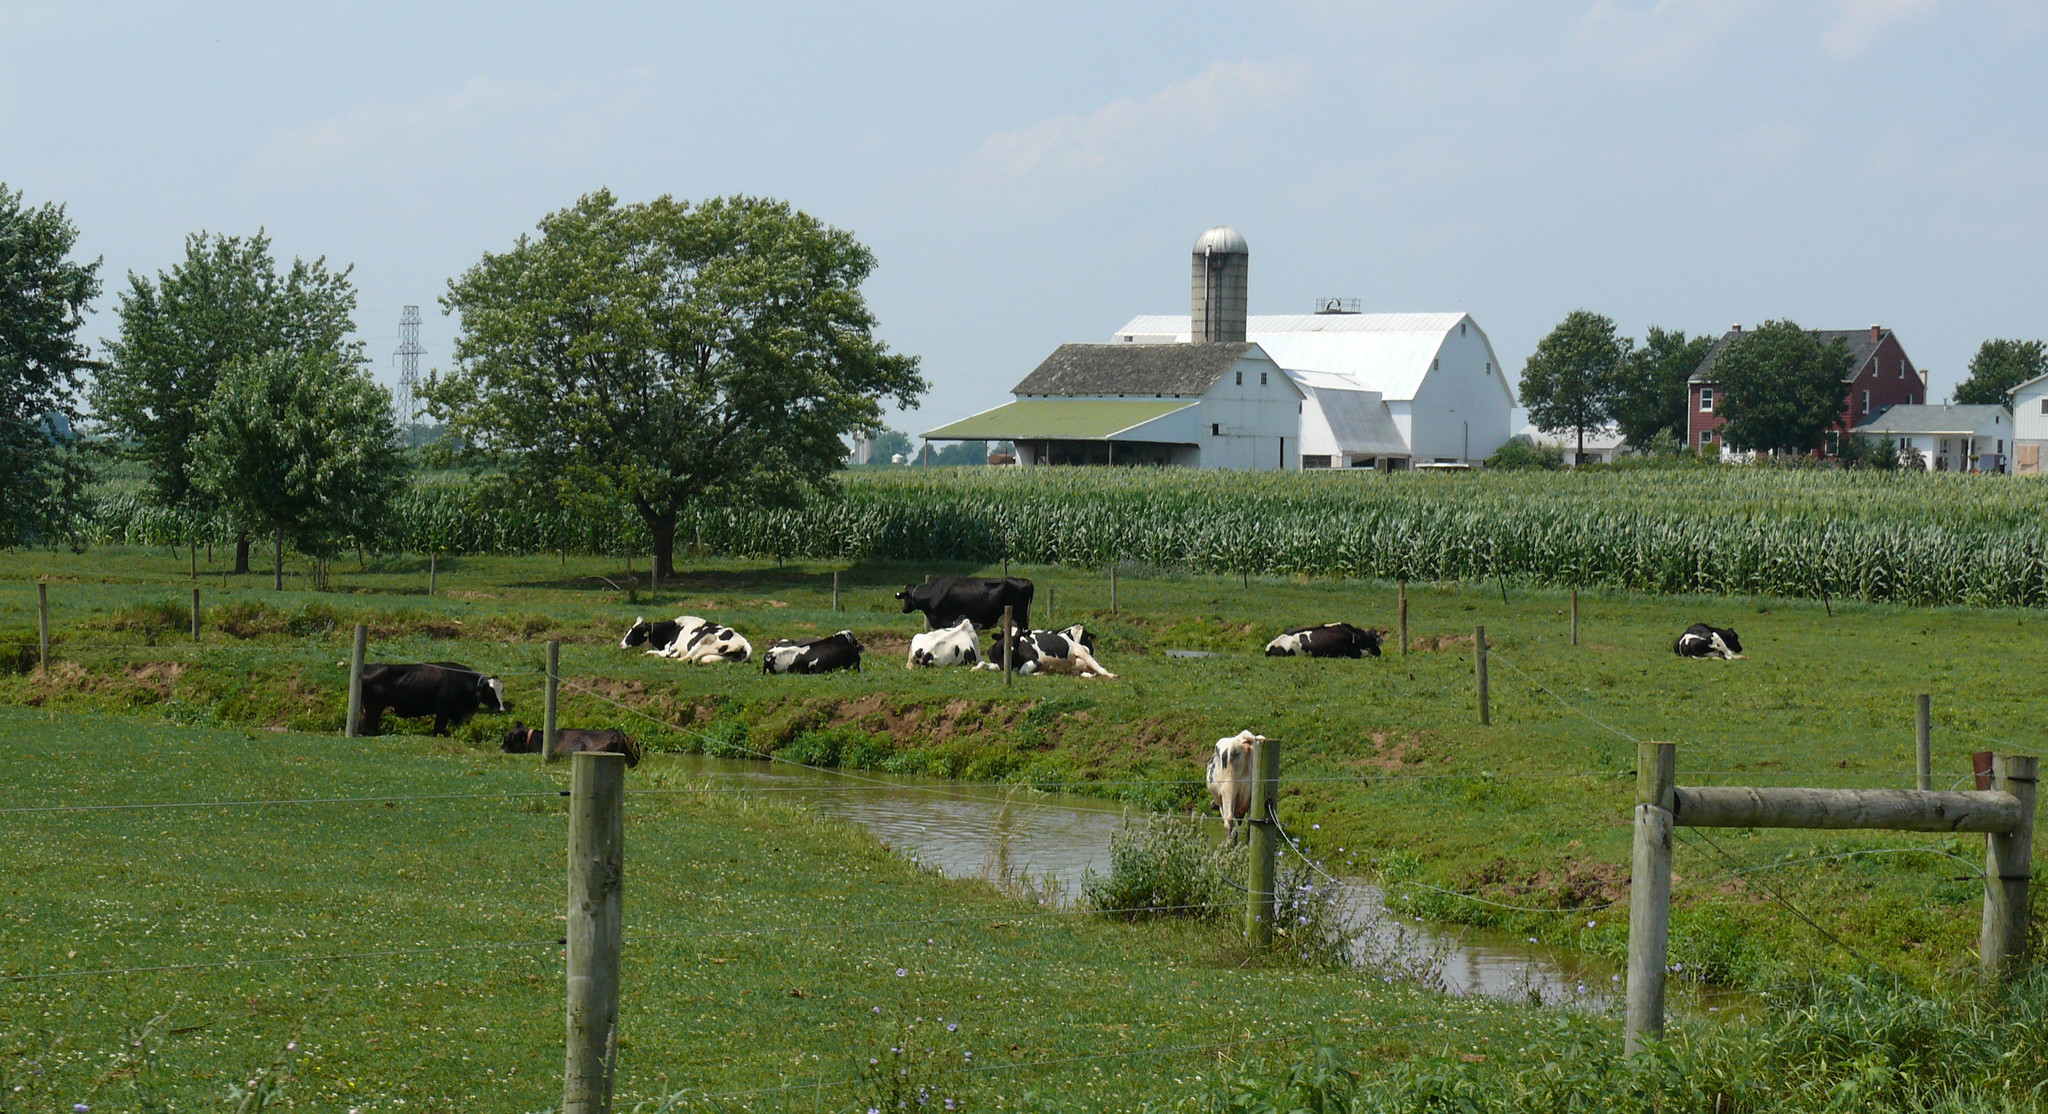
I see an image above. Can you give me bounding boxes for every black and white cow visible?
[499,722,641,767]
[1673,623,1744,660]
[896,576,1033,632]
[1205,730,1264,844]
[356,661,511,736]
[763,631,864,675]
[1264,623,1382,659]
[620,615,751,663]
[619,615,688,654]
[907,618,979,669]
[979,624,1114,678]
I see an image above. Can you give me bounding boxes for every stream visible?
[652,753,1752,1018]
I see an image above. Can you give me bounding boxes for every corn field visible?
[79,467,2048,608]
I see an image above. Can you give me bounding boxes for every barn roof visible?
[1008,342,1262,397]
[1111,313,1480,402]
[922,398,1199,441]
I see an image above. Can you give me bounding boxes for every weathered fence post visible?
[1915,694,1932,792]
[1981,753,2038,983]
[1397,580,1408,655]
[428,553,437,597]
[1625,740,1677,1058]
[1002,605,1014,687]
[37,582,49,669]
[1570,588,1579,647]
[1004,556,1010,578]
[544,639,561,765]
[1246,737,1281,948]
[1110,565,1118,615]
[1047,586,1055,627]
[831,571,840,612]
[1474,626,1490,726]
[564,752,625,1114]
[345,624,367,738]
[191,587,202,641]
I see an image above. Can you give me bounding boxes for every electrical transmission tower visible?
[393,306,425,437]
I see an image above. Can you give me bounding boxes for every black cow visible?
[499,722,640,766]
[896,576,1033,632]
[356,662,511,736]
[1673,624,1744,660]
[763,631,864,675]
[1264,623,1382,659]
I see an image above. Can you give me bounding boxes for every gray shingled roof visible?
[1011,342,1260,397]
[1850,404,2009,435]
[1689,329,1891,384]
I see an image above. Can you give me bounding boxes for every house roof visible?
[1689,328,1897,384]
[1010,342,1263,397]
[1849,404,2010,436]
[922,398,1199,441]
[1304,383,1409,457]
[1111,313,1497,403]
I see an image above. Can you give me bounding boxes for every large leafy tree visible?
[430,191,927,577]
[1519,310,1628,463]
[1608,325,1713,449]
[190,350,405,588]
[1713,320,1854,454]
[1954,339,2047,406]
[94,230,360,571]
[0,184,101,546]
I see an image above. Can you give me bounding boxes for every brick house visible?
[1686,325,1926,457]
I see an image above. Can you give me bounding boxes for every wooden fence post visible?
[1625,740,1677,1058]
[564,752,625,1114]
[428,553,437,597]
[1004,556,1010,578]
[1047,586,1055,627]
[345,624,367,738]
[544,640,561,765]
[1915,694,1932,792]
[831,571,840,612]
[1246,737,1281,948]
[1397,580,1408,655]
[1002,605,1014,686]
[1110,565,1118,615]
[191,587,202,641]
[37,582,49,669]
[1474,626,1490,726]
[1981,753,2038,983]
[1570,588,1579,647]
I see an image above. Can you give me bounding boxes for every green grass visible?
[2,546,2044,997]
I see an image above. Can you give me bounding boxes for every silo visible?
[1190,226,1248,343]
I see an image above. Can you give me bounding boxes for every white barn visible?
[2013,373,2048,475]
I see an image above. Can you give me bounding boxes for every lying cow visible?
[907,618,979,669]
[619,615,752,663]
[1206,730,1266,844]
[1265,622,1382,659]
[896,576,1033,632]
[356,661,511,737]
[1673,623,1744,660]
[978,625,1114,678]
[764,631,864,675]
[499,722,641,767]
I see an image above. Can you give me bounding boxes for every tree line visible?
[0,185,926,576]
[1517,311,2046,461]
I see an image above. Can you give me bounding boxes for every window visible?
[2041,399,2048,415]
[1700,429,1715,449]
[1460,322,1467,336]
[1485,362,1492,374]
[1699,388,1714,412]
[1942,438,1952,454]
[1998,439,2005,455]
[1234,371,1242,386]
[1301,454,1332,469]
[1431,358,1440,371]
[1211,423,1221,437]
[1259,371,1267,386]
[1861,390,1870,414]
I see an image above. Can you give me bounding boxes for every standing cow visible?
[896,576,1033,633]
[356,662,511,737]
[1205,730,1266,844]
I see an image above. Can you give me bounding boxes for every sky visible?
[6,1,2045,436]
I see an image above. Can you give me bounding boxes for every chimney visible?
[1730,324,1742,334]
[1870,324,1882,343]
[1190,227,1249,343]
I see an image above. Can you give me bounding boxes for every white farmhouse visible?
[1848,404,2014,473]
[2012,373,2048,475]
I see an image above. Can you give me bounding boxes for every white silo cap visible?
[1193,226,1248,254]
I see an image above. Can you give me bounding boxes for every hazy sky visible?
[7,1,2045,434]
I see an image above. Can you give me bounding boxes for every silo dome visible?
[1193,226,1248,255]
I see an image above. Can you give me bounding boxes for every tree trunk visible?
[273,529,284,591]
[234,534,251,575]
[650,518,677,581]
[1577,425,1586,467]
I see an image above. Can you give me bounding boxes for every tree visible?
[1608,325,1712,449]
[868,428,914,463]
[1954,339,2047,406]
[189,350,405,589]
[930,440,990,466]
[0,184,100,547]
[94,230,360,572]
[1519,310,1627,464]
[1483,439,1563,471]
[430,191,926,577]
[1712,320,1855,454]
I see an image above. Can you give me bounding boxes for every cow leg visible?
[1070,648,1117,679]
[432,714,450,736]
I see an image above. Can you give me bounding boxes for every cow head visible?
[500,721,536,753]
[477,674,510,714]
[896,588,917,613]
[620,617,651,649]
[1716,628,1743,656]
[1358,628,1384,657]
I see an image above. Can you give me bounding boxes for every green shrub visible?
[1083,816,1234,921]
[1484,439,1565,471]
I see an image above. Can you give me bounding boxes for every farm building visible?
[1687,325,1926,457]
[2012,373,2048,475]
[922,227,1514,470]
[1511,423,1630,464]
[1849,404,2015,473]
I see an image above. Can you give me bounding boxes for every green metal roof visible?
[922,398,1198,441]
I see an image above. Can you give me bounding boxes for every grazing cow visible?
[1673,623,1744,660]
[499,722,641,767]
[979,625,1114,678]
[763,631,864,675]
[1205,730,1265,844]
[1264,623,1382,659]
[907,618,980,669]
[895,576,1034,632]
[356,661,511,737]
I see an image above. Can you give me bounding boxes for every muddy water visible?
[652,754,1750,1017]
